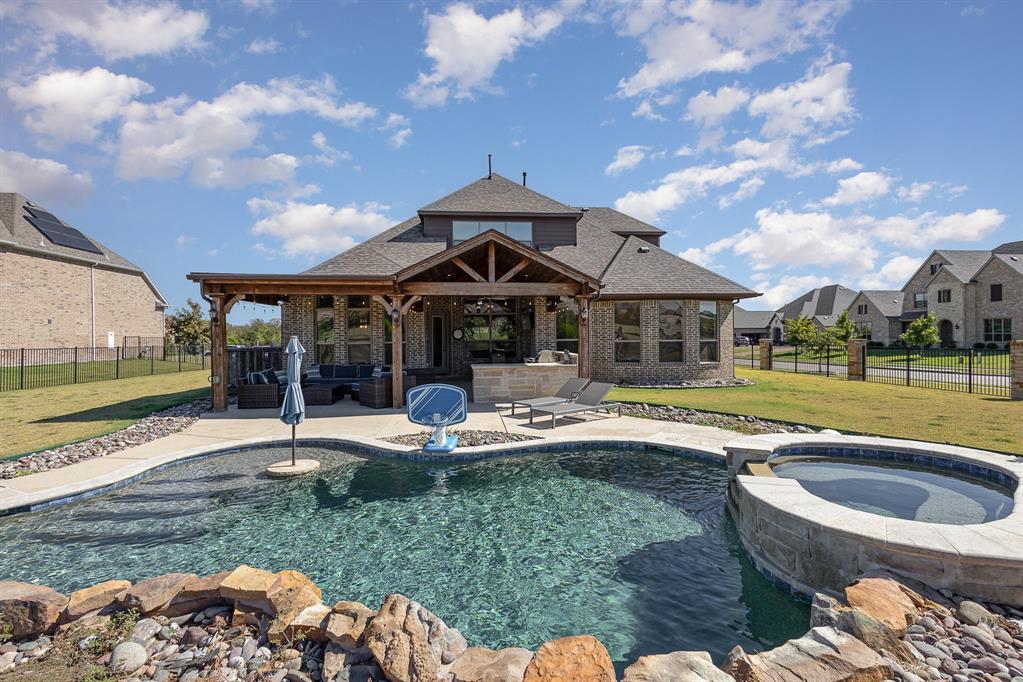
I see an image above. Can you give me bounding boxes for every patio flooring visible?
[0,400,737,513]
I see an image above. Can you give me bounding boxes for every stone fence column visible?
[1011,340,1023,400]
[758,339,773,371]
[847,338,867,381]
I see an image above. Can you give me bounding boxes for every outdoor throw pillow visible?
[262,369,279,384]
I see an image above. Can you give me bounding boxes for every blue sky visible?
[1,0,1020,320]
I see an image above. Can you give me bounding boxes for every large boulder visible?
[219,565,283,607]
[843,578,918,634]
[810,593,916,665]
[62,580,130,622]
[326,601,377,650]
[623,651,734,681]
[522,635,615,682]
[445,646,535,682]
[364,593,467,682]
[163,571,230,617]
[119,573,196,614]
[0,581,67,638]
[109,641,148,673]
[722,627,893,682]
[269,603,332,644]
[265,570,324,640]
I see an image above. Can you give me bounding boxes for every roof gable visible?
[777,284,857,319]
[418,173,580,215]
[932,249,991,283]
[734,307,778,328]
[857,290,904,318]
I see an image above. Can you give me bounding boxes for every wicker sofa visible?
[237,369,287,409]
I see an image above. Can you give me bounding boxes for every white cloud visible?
[821,171,892,207]
[961,5,984,17]
[310,132,351,166]
[247,37,281,54]
[947,184,968,199]
[7,67,153,145]
[824,157,862,174]
[380,113,413,149]
[190,153,299,188]
[754,274,834,309]
[686,84,749,127]
[678,233,742,268]
[632,99,666,122]
[804,127,851,147]
[21,1,208,60]
[404,3,564,107]
[733,208,879,274]
[241,0,277,13]
[248,197,394,257]
[873,209,1006,249]
[117,76,376,185]
[896,181,933,203]
[718,176,764,208]
[674,145,695,157]
[615,0,851,97]
[0,149,93,203]
[175,234,196,250]
[748,60,854,139]
[858,254,920,289]
[605,145,650,175]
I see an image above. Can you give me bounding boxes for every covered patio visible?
[188,230,600,412]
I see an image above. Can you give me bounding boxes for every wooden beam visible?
[576,296,590,379]
[209,294,229,412]
[206,283,394,296]
[372,295,395,316]
[400,295,421,315]
[488,242,496,282]
[390,295,404,409]
[451,257,486,283]
[223,294,243,314]
[400,282,580,297]
[497,257,530,283]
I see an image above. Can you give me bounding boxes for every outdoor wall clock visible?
[452,328,465,340]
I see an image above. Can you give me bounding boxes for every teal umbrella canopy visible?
[280,336,305,427]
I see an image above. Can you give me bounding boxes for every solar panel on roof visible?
[23,210,103,254]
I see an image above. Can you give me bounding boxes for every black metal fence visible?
[863,346,1010,397]
[0,344,207,392]
[227,346,284,387]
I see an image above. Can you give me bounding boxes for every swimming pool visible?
[771,457,1014,524]
[0,444,808,667]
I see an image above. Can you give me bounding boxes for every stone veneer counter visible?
[471,362,580,402]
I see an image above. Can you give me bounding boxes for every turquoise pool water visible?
[0,446,808,665]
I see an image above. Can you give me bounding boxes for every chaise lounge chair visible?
[528,382,622,429]
[508,377,589,416]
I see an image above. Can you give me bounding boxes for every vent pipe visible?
[487,154,492,179]
[522,172,527,187]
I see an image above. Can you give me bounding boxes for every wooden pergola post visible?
[576,295,590,379]
[209,294,229,412]
[390,295,404,409]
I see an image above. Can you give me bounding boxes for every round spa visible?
[725,434,1023,607]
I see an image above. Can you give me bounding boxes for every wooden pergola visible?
[187,231,600,412]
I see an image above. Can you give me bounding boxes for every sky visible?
[1,0,1020,321]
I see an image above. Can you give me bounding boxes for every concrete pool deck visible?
[0,400,736,514]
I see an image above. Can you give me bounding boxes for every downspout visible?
[90,263,96,346]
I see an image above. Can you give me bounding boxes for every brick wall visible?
[925,269,969,347]
[0,249,164,349]
[532,296,557,356]
[589,299,734,384]
[847,293,898,345]
[973,258,1022,347]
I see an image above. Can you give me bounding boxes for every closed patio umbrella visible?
[279,336,306,467]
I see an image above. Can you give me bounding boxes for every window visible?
[699,301,719,362]
[930,262,943,275]
[914,292,927,309]
[346,296,371,364]
[984,318,1012,343]
[855,321,873,340]
[555,303,579,353]
[658,301,684,362]
[463,298,518,363]
[384,314,407,366]
[937,289,951,303]
[991,284,1003,302]
[315,297,334,364]
[614,302,641,363]
[451,220,533,246]
[856,303,867,315]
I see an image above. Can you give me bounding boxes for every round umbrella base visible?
[266,459,321,477]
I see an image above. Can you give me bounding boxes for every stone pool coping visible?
[0,433,725,516]
[725,433,1023,606]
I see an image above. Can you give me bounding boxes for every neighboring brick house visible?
[189,171,760,409]
[846,291,904,345]
[0,193,167,349]
[733,307,784,343]
[894,243,1022,347]
[773,284,858,338]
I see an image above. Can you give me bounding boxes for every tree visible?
[228,318,282,346]
[783,314,817,346]
[167,298,210,348]
[831,310,859,343]
[900,312,940,348]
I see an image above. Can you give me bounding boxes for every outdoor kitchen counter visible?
[471,362,580,402]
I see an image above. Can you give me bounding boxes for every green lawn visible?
[733,346,1008,375]
[0,372,211,459]
[611,367,1023,454]
[0,353,205,391]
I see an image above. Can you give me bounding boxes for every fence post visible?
[116,347,120,379]
[179,346,183,372]
[906,347,911,387]
[758,339,773,371]
[151,346,155,375]
[794,345,799,374]
[19,348,25,390]
[73,347,78,384]
[825,346,831,377]
[968,350,973,394]
[1011,340,1023,400]
[847,338,866,381]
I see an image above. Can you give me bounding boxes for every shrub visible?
[867,341,884,348]
[973,342,985,349]
[986,342,998,350]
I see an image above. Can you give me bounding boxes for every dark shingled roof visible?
[993,240,1023,254]
[418,173,580,215]
[993,253,1023,275]
[734,307,777,329]
[933,249,993,283]
[574,206,666,236]
[777,284,857,321]
[599,236,757,298]
[0,192,166,304]
[858,290,904,318]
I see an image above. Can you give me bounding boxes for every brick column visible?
[1011,340,1023,400]
[758,339,773,370]
[847,338,867,381]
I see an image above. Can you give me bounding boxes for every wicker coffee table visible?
[302,382,347,405]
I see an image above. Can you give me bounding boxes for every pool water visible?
[771,457,1014,524]
[0,446,808,667]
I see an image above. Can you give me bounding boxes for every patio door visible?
[431,314,448,373]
